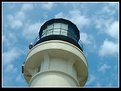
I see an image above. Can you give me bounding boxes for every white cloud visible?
[21,3,33,11]
[2,35,7,45]
[2,33,17,49]
[95,18,106,30]
[23,22,42,40]
[99,39,118,57]
[86,74,96,85]
[79,32,96,54]
[69,10,90,29]
[95,19,119,39]
[7,3,16,10]
[12,19,23,29]
[3,48,21,65]
[95,18,113,32]
[16,73,24,82]
[15,11,25,21]
[98,64,111,73]
[96,82,101,87]
[95,3,118,40]
[5,64,17,73]
[7,3,34,30]
[79,32,92,45]
[41,2,54,10]
[106,21,119,39]
[7,11,25,29]
[100,3,118,16]
[55,10,90,29]
[55,12,66,19]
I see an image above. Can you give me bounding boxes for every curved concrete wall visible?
[23,40,88,87]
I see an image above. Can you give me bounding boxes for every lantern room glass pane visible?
[53,29,60,35]
[47,24,53,30]
[61,29,67,36]
[41,34,46,38]
[42,29,46,35]
[61,23,68,30]
[54,23,61,28]
[47,30,53,36]
[41,23,69,38]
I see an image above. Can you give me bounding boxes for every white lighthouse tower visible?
[22,18,88,87]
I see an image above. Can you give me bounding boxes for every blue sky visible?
[2,2,119,88]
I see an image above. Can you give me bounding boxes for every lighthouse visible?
[22,18,88,87]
